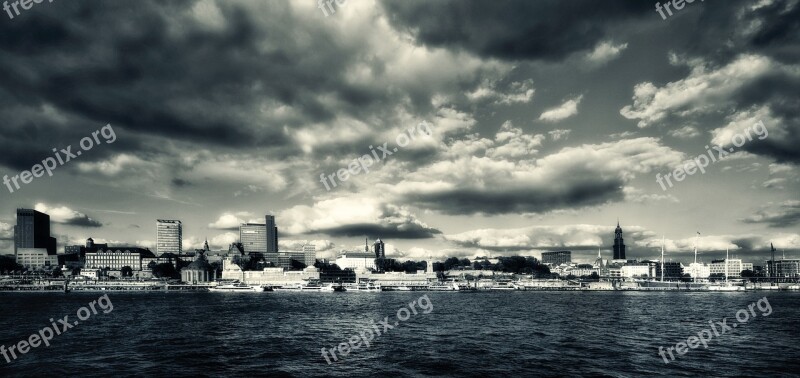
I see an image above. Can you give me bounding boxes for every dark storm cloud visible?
[311,223,441,239]
[381,0,651,61]
[0,0,437,171]
[403,180,625,216]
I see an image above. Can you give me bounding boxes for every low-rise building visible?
[85,247,155,273]
[336,252,376,271]
[687,262,711,279]
[221,258,320,285]
[710,259,753,278]
[16,248,58,269]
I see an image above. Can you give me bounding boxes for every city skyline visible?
[0,1,798,265]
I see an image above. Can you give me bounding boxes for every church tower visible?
[613,221,626,260]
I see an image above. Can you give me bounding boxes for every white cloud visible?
[668,125,700,139]
[539,95,583,122]
[34,203,102,227]
[548,129,571,141]
[620,54,786,128]
[585,41,628,66]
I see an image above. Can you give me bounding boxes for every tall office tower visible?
[613,221,626,260]
[265,215,278,254]
[156,219,182,255]
[14,208,57,256]
[303,244,316,267]
[373,239,385,259]
[240,223,267,253]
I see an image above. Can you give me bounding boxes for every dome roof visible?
[186,258,213,271]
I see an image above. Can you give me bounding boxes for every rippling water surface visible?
[1,291,799,377]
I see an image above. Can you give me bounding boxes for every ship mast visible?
[661,236,665,282]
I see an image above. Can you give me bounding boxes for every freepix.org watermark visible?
[319,121,433,191]
[320,294,433,364]
[3,0,54,20]
[3,124,116,194]
[655,0,703,21]
[317,0,346,17]
[658,296,772,364]
[656,120,767,191]
[1,294,114,364]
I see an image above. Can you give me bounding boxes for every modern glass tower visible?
[240,223,267,253]
[156,219,182,255]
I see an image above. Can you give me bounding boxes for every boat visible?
[489,280,516,290]
[209,282,265,292]
[427,282,458,291]
[346,281,381,292]
[708,248,746,292]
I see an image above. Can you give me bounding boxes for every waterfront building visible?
[766,259,800,278]
[687,262,711,279]
[542,250,572,265]
[156,219,182,255]
[221,257,320,285]
[336,252,377,271]
[613,221,626,260]
[709,259,753,278]
[16,248,58,269]
[181,252,216,284]
[358,270,437,287]
[266,215,278,254]
[240,223,267,254]
[654,261,684,279]
[621,262,653,278]
[373,239,385,259]
[85,247,156,272]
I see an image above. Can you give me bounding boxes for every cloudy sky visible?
[1,0,798,263]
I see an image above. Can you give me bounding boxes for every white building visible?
[335,252,376,271]
[687,262,711,279]
[220,258,320,285]
[16,248,57,269]
[621,263,655,278]
[709,259,754,278]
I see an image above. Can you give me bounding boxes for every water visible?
[1,291,799,377]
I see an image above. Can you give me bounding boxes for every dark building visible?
[613,221,626,260]
[14,208,57,256]
[654,261,683,279]
[265,215,278,254]
[542,251,572,265]
[373,238,385,259]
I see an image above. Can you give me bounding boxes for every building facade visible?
[542,251,572,265]
[85,247,156,272]
[15,208,57,256]
[303,244,316,267]
[265,215,278,254]
[156,220,182,255]
[336,252,377,271]
[16,248,58,269]
[240,223,267,254]
[709,259,753,278]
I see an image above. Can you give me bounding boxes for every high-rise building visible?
[156,219,182,255]
[542,251,571,265]
[14,208,56,256]
[613,221,626,260]
[240,223,267,253]
[373,239,385,259]
[265,215,278,254]
[303,244,316,267]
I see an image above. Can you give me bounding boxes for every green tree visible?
[120,266,133,277]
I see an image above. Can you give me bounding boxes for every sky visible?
[0,0,798,264]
